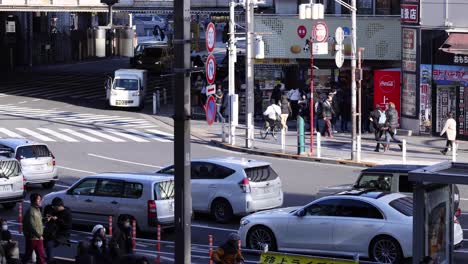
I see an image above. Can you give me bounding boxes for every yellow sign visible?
[259,252,356,264]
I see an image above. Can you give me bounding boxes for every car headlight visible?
[240,218,250,226]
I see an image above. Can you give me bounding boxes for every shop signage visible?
[454,55,468,65]
[374,70,401,116]
[402,73,418,117]
[6,21,15,33]
[402,28,417,72]
[401,4,419,24]
[313,22,328,43]
[297,25,307,39]
[312,42,328,55]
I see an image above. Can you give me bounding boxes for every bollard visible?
[163,88,167,105]
[452,141,457,162]
[132,220,137,250]
[357,135,361,162]
[18,202,22,234]
[297,116,305,155]
[108,216,113,236]
[280,128,286,153]
[208,235,213,264]
[156,225,161,263]
[402,139,407,164]
[153,92,157,115]
[316,133,321,158]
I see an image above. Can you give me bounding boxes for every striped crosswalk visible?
[0,127,173,143]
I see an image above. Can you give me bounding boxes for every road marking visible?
[38,128,79,142]
[125,128,172,142]
[32,99,41,102]
[82,129,126,142]
[104,129,149,142]
[145,129,174,137]
[55,183,71,188]
[0,128,24,138]
[191,224,237,232]
[16,128,55,141]
[57,166,96,174]
[59,128,103,142]
[87,153,163,168]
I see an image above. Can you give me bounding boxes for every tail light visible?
[455,208,461,217]
[51,153,56,166]
[148,200,157,226]
[239,178,251,193]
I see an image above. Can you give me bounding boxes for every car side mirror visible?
[296,209,306,217]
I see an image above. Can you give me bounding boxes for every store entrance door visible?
[435,85,457,133]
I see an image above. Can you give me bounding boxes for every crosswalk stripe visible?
[145,129,174,138]
[16,128,55,142]
[104,129,149,142]
[37,128,79,142]
[0,128,24,138]
[125,129,172,143]
[81,129,126,142]
[59,129,103,142]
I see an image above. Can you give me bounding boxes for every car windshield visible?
[16,145,51,159]
[114,79,139,91]
[389,196,413,216]
[0,160,21,178]
[356,174,392,191]
[144,48,163,59]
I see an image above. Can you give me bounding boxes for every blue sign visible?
[342,27,351,38]
[204,95,217,125]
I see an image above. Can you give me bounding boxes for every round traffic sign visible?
[206,22,216,53]
[205,54,217,85]
[204,95,217,125]
[297,25,307,39]
[313,22,328,43]
[335,51,344,68]
[335,27,345,44]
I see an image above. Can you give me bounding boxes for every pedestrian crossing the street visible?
[0,105,158,128]
[0,127,173,143]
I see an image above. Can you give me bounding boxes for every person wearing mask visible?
[215,89,225,123]
[263,100,281,130]
[270,84,282,105]
[111,216,134,259]
[22,193,46,264]
[0,218,19,261]
[279,94,292,131]
[383,102,402,152]
[287,87,302,120]
[440,112,457,155]
[89,225,113,264]
[43,197,72,263]
[211,233,244,264]
[320,95,335,138]
[369,104,386,152]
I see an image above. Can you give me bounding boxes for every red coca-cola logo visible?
[297,25,307,39]
[378,75,396,93]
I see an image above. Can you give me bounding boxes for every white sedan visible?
[239,191,463,263]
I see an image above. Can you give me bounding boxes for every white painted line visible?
[38,128,79,142]
[104,129,149,142]
[0,128,24,138]
[87,153,162,168]
[56,166,96,174]
[145,129,174,138]
[59,128,103,142]
[18,101,28,104]
[32,99,41,102]
[125,129,171,143]
[81,129,126,142]
[16,128,55,142]
[191,224,237,232]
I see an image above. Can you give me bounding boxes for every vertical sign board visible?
[374,70,401,117]
[205,22,217,125]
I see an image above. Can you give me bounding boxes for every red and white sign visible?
[205,22,216,53]
[374,70,401,116]
[297,25,307,39]
[313,22,328,43]
[206,84,216,95]
[401,4,419,24]
[205,54,217,85]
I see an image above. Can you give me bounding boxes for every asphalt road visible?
[0,59,467,263]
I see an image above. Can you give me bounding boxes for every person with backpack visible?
[369,104,387,152]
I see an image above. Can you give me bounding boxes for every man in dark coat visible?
[369,104,386,152]
[43,197,72,263]
[320,95,335,137]
[383,102,403,151]
[111,215,134,260]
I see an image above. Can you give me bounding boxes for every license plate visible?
[263,187,272,194]
[0,185,12,192]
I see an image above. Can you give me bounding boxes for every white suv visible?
[0,139,58,189]
[157,157,284,223]
[43,173,175,232]
[0,155,25,210]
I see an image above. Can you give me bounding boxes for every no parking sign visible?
[204,95,217,125]
[205,54,216,85]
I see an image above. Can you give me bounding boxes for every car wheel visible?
[2,202,16,210]
[211,199,233,223]
[42,181,55,189]
[247,226,277,251]
[370,236,403,264]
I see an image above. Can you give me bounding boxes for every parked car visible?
[156,157,284,223]
[43,173,175,232]
[134,14,168,32]
[0,139,57,189]
[238,190,464,264]
[0,155,25,210]
[316,164,461,210]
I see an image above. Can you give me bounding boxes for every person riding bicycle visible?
[263,100,281,130]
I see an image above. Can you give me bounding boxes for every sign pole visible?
[245,0,255,148]
[351,0,358,161]
[229,1,237,146]
[309,30,315,156]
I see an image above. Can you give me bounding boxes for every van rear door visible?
[153,179,175,225]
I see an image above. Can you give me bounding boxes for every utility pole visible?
[245,0,255,148]
[173,0,192,261]
[229,1,237,145]
[350,0,357,161]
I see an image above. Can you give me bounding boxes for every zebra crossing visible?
[0,105,157,129]
[0,127,173,143]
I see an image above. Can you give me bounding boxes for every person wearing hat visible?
[211,233,244,264]
[89,224,113,264]
[43,197,72,263]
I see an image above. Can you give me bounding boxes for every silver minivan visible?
[43,173,174,232]
[0,155,25,210]
[0,139,58,189]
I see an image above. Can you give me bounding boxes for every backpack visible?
[378,110,387,124]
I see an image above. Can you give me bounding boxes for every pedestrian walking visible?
[287,87,302,119]
[320,95,335,138]
[279,94,292,131]
[43,197,72,263]
[369,104,386,152]
[111,216,134,259]
[89,225,113,264]
[211,233,244,264]
[383,102,402,151]
[0,218,19,262]
[254,84,263,119]
[440,112,457,155]
[22,193,46,264]
[215,89,225,123]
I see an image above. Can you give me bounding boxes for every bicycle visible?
[260,118,282,139]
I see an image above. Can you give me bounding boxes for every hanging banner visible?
[374,70,401,116]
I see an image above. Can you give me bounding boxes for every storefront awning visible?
[439,33,468,55]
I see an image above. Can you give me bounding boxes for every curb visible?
[211,140,376,168]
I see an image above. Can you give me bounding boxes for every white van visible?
[0,155,25,210]
[105,69,148,109]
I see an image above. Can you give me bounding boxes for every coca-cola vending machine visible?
[374,70,401,116]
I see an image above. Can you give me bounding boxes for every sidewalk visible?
[149,104,468,167]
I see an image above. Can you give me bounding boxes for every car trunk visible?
[17,145,54,174]
[244,165,282,199]
[153,180,175,224]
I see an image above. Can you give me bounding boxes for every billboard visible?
[374,70,401,116]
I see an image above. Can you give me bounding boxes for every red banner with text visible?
[374,70,401,116]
